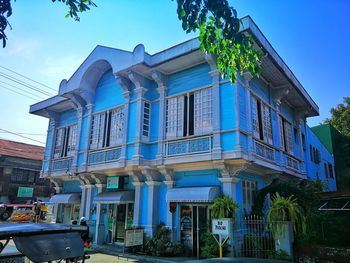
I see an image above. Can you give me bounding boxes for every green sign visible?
[17,187,34,197]
[107,176,119,189]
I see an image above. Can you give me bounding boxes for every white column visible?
[145,181,160,237]
[79,185,87,218]
[219,177,239,201]
[94,184,105,245]
[120,91,130,165]
[164,180,175,241]
[210,69,222,159]
[156,86,167,162]
[132,87,146,164]
[72,107,83,169]
[84,184,94,219]
[132,181,143,227]
[82,104,94,168]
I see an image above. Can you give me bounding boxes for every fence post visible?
[275,221,294,256]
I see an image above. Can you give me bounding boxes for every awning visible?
[49,194,81,204]
[319,198,350,211]
[166,186,220,203]
[93,191,135,204]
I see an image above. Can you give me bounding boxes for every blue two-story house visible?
[30,16,336,255]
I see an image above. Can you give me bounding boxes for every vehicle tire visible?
[1,211,11,221]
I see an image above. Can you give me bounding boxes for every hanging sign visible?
[17,187,34,198]
[107,176,119,189]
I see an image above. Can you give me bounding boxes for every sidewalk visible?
[92,244,194,263]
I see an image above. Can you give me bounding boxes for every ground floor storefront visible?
[49,166,268,255]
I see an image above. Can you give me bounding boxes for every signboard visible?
[212,219,232,236]
[17,187,34,198]
[107,176,119,189]
[125,228,144,247]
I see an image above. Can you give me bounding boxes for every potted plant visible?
[267,193,306,256]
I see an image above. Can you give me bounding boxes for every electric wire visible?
[0,128,45,145]
[0,71,54,97]
[0,131,46,136]
[0,79,47,100]
[0,83,40,101]
[0,65,57,92]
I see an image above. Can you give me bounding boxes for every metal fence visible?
[233,215,275,258]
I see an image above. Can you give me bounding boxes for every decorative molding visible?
[115,75,131,93]
[151,71,167,91]
[214,161,250,177]
[272,86,290,107]
[157,166,174,181]
[90,173,107,185]
[126,168,143,182]
[127,71,145,91]
[142,166,161,182]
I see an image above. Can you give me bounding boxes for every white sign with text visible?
[212,219,232,237]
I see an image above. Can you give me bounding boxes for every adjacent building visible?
[312,123,350,189]
[0,139,50,205]
[29,16,336,255]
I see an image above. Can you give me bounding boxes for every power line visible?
[0,71,54,97]
[0,131,46,136]
[0,79,47,100]
[0,65,57,92]
[0,128,45,145]
[0,84,40,101]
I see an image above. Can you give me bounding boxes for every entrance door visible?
[180,205,208,257]
[115,204,126,242]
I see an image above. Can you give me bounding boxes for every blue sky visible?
[0,0,349,146]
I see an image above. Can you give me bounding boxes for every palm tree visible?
[210,196,239,220]
[267,193,306,239]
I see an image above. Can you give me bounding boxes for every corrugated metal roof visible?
[0,139,44,161]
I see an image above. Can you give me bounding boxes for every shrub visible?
[144,223,184,257]
[200,232,228,258]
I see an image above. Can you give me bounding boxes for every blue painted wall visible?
[174,169,220,187]
[93,70,125,112]
[63,180,82,193]
[58,109,77,127]
[140,184,148,226]
[158,183,167,224]
[220,83,235,130]
[167,63,211,96]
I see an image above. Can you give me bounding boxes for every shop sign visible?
[17,187,34,198]
[125,228,144,247]
[212,219,232,237]
[107,176,119,189]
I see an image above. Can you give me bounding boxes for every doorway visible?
[107,203,133,243]
[180,205,208,257]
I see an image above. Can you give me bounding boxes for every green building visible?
[312,124,350,189]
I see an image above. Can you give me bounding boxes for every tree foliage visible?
[253,178,323,216]
[176,0,262,82]
[325,97,350,136]
[1,0,261,83]
[0,0,96,47]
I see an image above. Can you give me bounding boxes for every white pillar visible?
[164,181,175,241]
[94,184,105,245]
[120,91,130,165]
[79,185,86,218]
[84,184,94,219]
[145,181,160,237]
[219,177,239,201]
[72,107,83,169]
[82,104,94,168]
[210,69,222,159]
[132,181,143,227]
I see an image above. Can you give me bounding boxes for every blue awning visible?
[93,191,135,204]
[166,186,220,203]
[49,194,81,204]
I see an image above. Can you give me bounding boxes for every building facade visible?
[30,16,336,254]
[312,124,350,189]
[0,139,50,208]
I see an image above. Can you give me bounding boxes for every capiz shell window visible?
[53,124,77,158]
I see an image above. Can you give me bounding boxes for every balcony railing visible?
[88,147,121,165]
[165,136,212,157]
[51,157,73,171]
[286,155,300,171]
[254,140,274,161]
